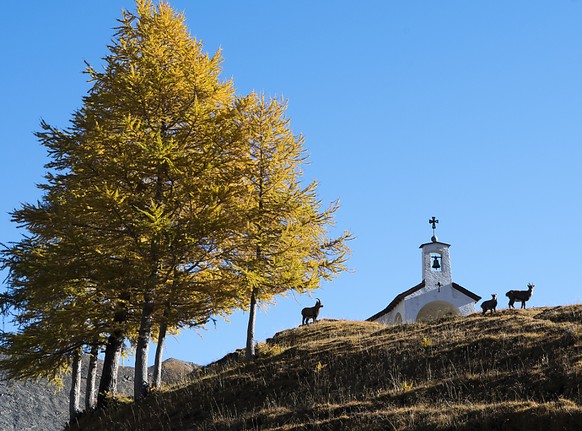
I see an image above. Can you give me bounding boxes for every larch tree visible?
[232,94,352,359]
[2,0,248,409]
[88,1,245,400]
[0,220,108,420]
[0,126,147,411]
[0,152,146,413]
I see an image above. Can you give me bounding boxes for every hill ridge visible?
[64,305,582,429]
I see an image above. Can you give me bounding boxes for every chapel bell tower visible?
[421,217,452,289]
[367,216,481,325]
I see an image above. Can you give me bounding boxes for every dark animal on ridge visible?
[301,299,323,325]
[481,294,498,314]
[506,283,535,309]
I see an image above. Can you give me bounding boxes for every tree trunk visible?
[85,343,99,411]
[245,241,262,360]
[152,320,168,389]
[137,173,163,398]
[134,300,154,400]
[97,330,124,410]
[245,288,258,359]
[69,348,82,422]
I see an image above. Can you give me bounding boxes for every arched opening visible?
[393,313,402,324]
[416,301,460,322]
[430,252,442,272]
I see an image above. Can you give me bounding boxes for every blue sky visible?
[1,1,582,366]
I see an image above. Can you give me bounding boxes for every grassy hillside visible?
[69,305,582,431]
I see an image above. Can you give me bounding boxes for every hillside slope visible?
[70,305,582,431]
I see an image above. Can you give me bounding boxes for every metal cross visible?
[429,216,439,232]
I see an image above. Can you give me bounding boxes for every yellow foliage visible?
[401,380,414,392]
[421,337,433,349]
[315,361,328,373]
[255,342,284,358]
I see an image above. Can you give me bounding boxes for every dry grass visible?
[68,305,582,430]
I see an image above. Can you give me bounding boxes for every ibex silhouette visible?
[480,294,498,314]
[301,299,323,325]
[506,283,535,309]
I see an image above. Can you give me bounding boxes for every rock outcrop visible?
[0,357,197,431]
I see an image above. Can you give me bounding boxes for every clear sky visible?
[1,1,582,366]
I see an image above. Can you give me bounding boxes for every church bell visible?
[432,255,441,269]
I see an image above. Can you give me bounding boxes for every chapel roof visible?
[419,240,451,248]
[366,281,481,322]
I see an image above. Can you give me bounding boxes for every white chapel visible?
[368,217,481,324]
